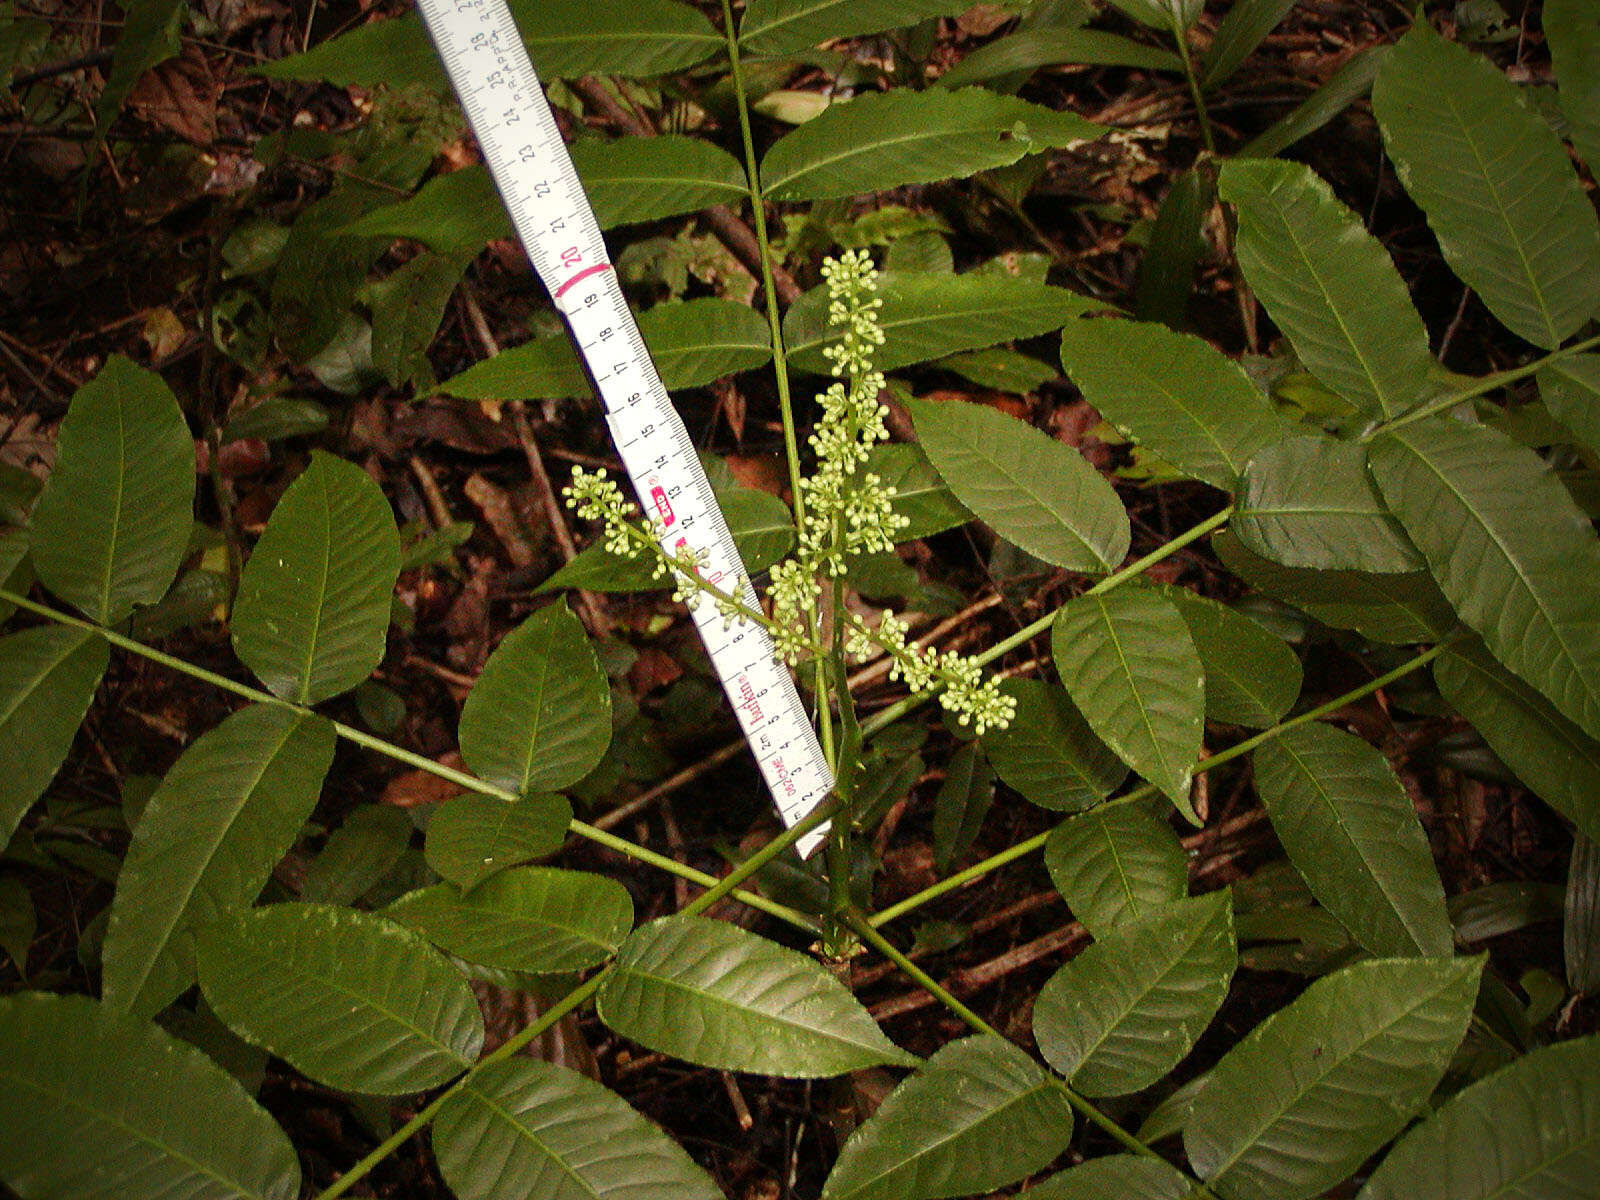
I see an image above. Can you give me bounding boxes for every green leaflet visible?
[1254,723,1453,959]
[1538,355,1600,459]
[1103,0,1202,32]
[458,603,611,795]
[232,451,401,705]
[1240,45,1387,159]
[740,0,967,55]
[1234,435,1424,573]
[1034,891,1235,1096]
[569,136,749,228]
[1218,159,1434,421]
[0,626,108,849]
[760,88,1101,201]
[0,992,299,1200]
[1372,24,1600,349]
[253,17,445,88]
[338,168,510,256]
[30,356,195,625]
[980,679,1127,812]
[1185,956,1482,1200]
[596,916,916,1077]
[101,705,335,1021]
[433,1058,722,1200]
[1058,317,1285,490]
[93,0,183,134]
[1434,642,1600,845]
[299,804,414,906]
[385,866,633,974]
[1201,0,1296,89]
[1358,1035,1600,1200]
[866,444,971,541]
[197,903,484,1095]
[1027,1156,1192,1200]
[820,1036,1075,1200]
[1158,586,1302,728]
[931,742,994,872]
[369,250,471,390]
[784,271,1096,376]
[510,0,721,77]
[1132,169,1212,328]
[1212,529,1457,646]
[424,792,574,891]
[441,297,772,400]
[1044,803,1188,935]
[1369,418,1600,742]
[936,28,1182,90]
[1546,0,1600,168]
[1052,588,1205,822]
[908,398,1129,573]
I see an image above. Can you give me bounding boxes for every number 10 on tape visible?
[416,0,834,855]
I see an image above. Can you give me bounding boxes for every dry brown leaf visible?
[127,46,220,144]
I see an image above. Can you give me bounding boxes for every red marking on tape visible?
[554,261,611,297]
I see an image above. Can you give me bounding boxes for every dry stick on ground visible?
[867,809,1272,1021]
[567,75,801,306]
[457,285,610,636]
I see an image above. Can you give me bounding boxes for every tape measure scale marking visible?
[415,0,834,855]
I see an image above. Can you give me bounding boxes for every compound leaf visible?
[1369,417,1600,742]
[1358,1035,1600,1200]
[785,272,1095,376]
[459,603,611,795]
[385,866,632,974]
[760,88,1100,201]
[1218,159,1433,421]
[1372,24,1600,349]
[1044,804,1188,936]
[30,355,194,624]
[232,451,400,705]
[1052,588,1205,822]
[425,792,574,891]
[597,916,915,1077]
[1034,891,1235,1096]
[820,1036,1075,1200]
[434,1058,723,1200]
[1255,722,1452,959]
[102,705,335,1021]
[0,627,107,849]
[909,398,1129,573]
[197,903,483,1095]
[1058,318,1284,490]
[1235,435,1423,574]
[1185,956,1482,1200]
[981,679,1127,813]
[0,992,299,1200]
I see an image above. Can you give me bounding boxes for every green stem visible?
[1172,22,1216,155]
[869,640,1451,927]
[1362,332,1600,440]
[717,0,805,528]
[844,910,1189,1170]
[0,588,818,933]
[859,505,1234,738]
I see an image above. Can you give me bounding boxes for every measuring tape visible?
[416,0,833,856]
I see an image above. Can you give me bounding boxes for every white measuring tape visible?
[416,0,834,856]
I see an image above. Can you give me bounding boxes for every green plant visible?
[3,3,1600,1200]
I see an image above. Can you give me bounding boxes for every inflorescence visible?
[562,249,1014,735]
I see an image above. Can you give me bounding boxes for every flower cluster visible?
[560,251,1012,734]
